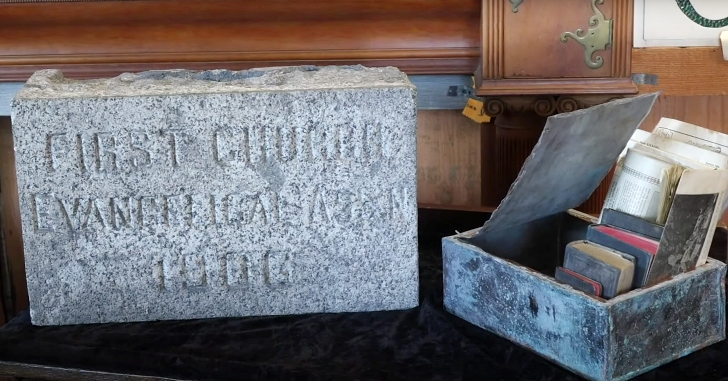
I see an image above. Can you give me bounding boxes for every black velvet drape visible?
[1,210,728,380]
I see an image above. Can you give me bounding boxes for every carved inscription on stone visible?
[212,124,392,165]
[13,67,419,325]
[46,123,396,174]
[29,187,411,232]
[46,130,187,173]
[154,250,293,292]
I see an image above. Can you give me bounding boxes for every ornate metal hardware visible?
[676,0,728,28]
[508,0,524,13]
[559,0,613,69]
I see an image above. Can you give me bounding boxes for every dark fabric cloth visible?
[1,245,728,381]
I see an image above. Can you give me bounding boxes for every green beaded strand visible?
[676,0,728,28]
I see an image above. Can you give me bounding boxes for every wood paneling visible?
[0,0,480,81]
[0,117,26,317]
[0,0,718,92]
[611,0,633,78]
[640,95,728,132]
[0,0,721,91]
[419,96,728,216]
[633,47,728,96]
[480,114,544,207]
[416,110,482,208]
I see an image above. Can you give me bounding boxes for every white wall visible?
[635,0,728,47]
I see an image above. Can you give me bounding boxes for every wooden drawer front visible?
[478,0,634,96]
[503,0,614,79]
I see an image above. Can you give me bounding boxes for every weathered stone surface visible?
[11,65,419,326]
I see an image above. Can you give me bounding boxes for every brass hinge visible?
[560,0,613,69]
[508,0,524,13]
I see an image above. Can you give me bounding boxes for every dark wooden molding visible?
[0,0,480,81]
[476,78,637,96]
[0,56,480,82]
[611,0,633,78]
[482,94,622,117]
[481,0,504,81]
[0,0,174,2]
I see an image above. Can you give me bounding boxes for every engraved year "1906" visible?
[154,250,294,292]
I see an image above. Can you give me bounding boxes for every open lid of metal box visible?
[470,92,659,243]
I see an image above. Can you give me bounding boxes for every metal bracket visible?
[559,0,613,69]
[509,0,524,13]
[447,85,475,98]
[631,73,658,86]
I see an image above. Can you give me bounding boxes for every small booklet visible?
[563,241,635,299]
[586,224,658,289]
[555,267,602,297]
[600,208,664,241]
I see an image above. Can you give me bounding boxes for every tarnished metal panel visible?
[443,234,609,381]
[442,230,727,381]
[468,93,659,240]
[608,261,726,381]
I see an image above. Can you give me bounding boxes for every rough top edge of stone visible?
[14,65,416,100]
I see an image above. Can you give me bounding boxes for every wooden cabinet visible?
[503,0,615,79]
[477,0,637,212]
[478,0,635,95]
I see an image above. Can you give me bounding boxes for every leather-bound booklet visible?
[599,208,664,241]
[554,267,602,297]
[563,241,635,299]
[586,224,658,289]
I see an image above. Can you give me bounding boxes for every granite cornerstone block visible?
[11,66,419,325]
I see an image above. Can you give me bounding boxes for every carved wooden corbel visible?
[483,95,622,117]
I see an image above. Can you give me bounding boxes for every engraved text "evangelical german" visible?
[30,187,411,232]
